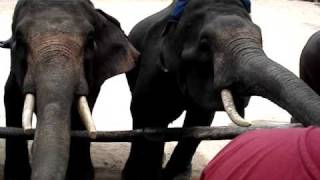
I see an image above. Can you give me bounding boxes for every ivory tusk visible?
[22,94,35,132]
[78,96,97,139]
[221,89,252,127]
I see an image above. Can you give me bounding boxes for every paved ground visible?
[0,0,320,179]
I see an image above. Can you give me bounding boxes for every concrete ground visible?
[0,0,320,179]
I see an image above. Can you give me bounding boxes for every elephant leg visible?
[67,110,94,180]
[4,74,31,180]
[122,110,168,180]
[67,139,94,180]
[162,108,215,180]
[122,139,165,180]
[122,87,184,180]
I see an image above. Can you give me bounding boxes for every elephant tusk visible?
[221,89,252,127]
[78,96,97,139]
[22,94,35,132]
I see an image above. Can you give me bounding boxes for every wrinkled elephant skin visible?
[124,0,320,179]
[1,0,139,180]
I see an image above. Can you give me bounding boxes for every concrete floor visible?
[0,0,320,179]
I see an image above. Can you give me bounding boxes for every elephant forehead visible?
[16,3,92,36]
[29,16,90,35]
[28,33,83,61]
[29,33,83,45]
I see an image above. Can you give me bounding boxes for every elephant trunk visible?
[25,35,95,179]
[30,60,75,180]
[31,98,71,180]
[238,50,320,126]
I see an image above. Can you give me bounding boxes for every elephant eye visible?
[85,32,95,49]
[199,38,210,52]
[15,30,25,43]
[84,32,96,62]
[197,38,212,63]
[185,23,192,29]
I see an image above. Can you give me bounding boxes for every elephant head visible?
[0,0,138,179]
[159,0,320,126]
[300,31,320,94]
[124,1,320,179]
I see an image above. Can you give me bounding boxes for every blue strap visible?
[240,0,251,13]
[169,0,251,22]
[170,0,188,22]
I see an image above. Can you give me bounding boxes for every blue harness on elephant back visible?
[240,0,251,13]
[162,0,251,36]
[169,0,251,22]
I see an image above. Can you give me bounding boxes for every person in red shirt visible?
[201,127,320,180]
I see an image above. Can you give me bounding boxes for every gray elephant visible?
[300,31,320,94]
[0,0,138,179]
[123,0,320,179]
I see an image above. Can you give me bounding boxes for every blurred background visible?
[0,0,319,179]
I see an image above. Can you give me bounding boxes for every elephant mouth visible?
[22,93,97,138]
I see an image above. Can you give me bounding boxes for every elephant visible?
[302,0,320,2]
[0,0,139,179]
[300,31,320,94]
[123,0,320,179]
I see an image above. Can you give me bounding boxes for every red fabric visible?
[201,127,320,180]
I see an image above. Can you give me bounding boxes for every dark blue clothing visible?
[241,0,251,13]
[169,0,251,22]
[170,0,188,22]
[164,0,252,36]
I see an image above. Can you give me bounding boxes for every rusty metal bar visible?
[0,123,303,142]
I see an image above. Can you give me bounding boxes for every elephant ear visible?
[0,38,12,49]
[92,9,139,86]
